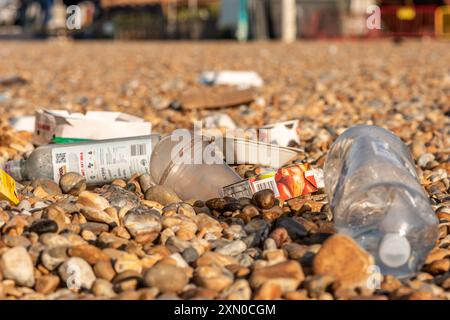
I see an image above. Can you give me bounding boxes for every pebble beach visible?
[0,39,449,300]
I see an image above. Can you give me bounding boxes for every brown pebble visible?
[35,275,60,294]
[252,189,275,210]
[93,260,116,282]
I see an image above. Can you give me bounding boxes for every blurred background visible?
[0,0,449,40]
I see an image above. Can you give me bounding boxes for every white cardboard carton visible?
[213,136,302,168]
[10,116,35,132]
[34,109,152,145]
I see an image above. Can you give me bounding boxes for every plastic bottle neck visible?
[378,233,411,268]
[4,160,28,181]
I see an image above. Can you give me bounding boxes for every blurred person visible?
[39,0,53,27]
[15,0,31,26]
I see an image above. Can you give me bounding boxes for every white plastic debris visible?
[200,71,264,89]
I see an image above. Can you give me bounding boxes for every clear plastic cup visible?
[150,132,241,201]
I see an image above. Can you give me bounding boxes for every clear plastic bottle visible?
[324,125,438,277]
[4,135,160,185]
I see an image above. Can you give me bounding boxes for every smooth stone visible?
[123,212,162,237]
[144,263,188,293]
[425,248,450,264]
[424,259,450,274]
[59,257,96,290]
[223,224,246,240]
[101,185,140,210]
[144,185,181,206]
[59,172,86,196]
[31,179,62,196]
[243,218,270,247]
[41,246,69,271]
[177,203,197,219]
[80,207,116,226]
[239,205,260,223]
[238,253,255,268]
[113,270,142,284]
[312,234,374,290]
[29,219,58,235]
[2,235,31,247]
[68,245,110,265]
[196,251,239,267]
[102,249,139,262]
[113,258,143,274]
[0,247,35,287]
[253,282,282,300]
[94,260,116,282]
[252,189,275,210]
[39,233,72,247]
[269,228,290,247]
[43,205,70,231]
[223,202,242,213]
[287,198,325,214]
[215,240,247,256]
[220,279,252,300]
[28,242,46,266]
[275,217,308,239]
[97,233,128,248]
[249,260,304,292]
[35,275,60,294]
[195,213,223,236]
[139,174,155,193]
[182,247,199,264]
[92,279,116,298]
[53,200,80,214]
[77,191,110,211]
[80,222,110,235]
[62,233,87,246]
[205,198,227,212]
[261,206,284,222]
[194,265,234,292]
[303,274,336,298]
[282,243,310,260]
[417,153,435,168]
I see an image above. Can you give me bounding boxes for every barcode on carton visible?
[222,180,253,199]
[131,144,146,156]
[251,177,280,197]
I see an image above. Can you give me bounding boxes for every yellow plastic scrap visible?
[0,168,19,205]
